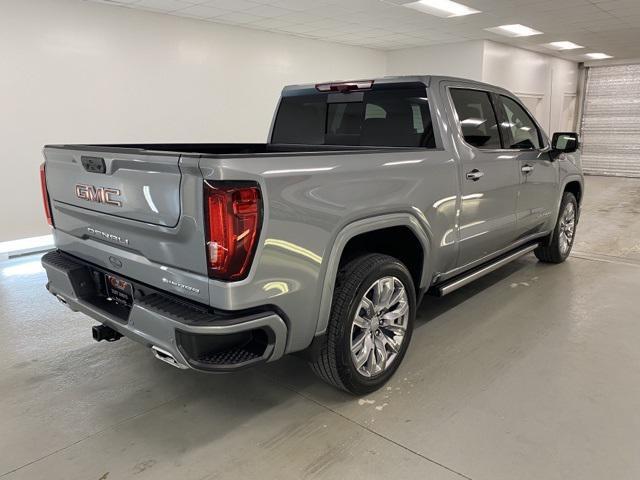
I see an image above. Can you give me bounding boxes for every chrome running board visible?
[435,244,538,296]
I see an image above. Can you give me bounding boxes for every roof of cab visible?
[281,75,513,96]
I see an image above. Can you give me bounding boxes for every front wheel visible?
[309,254,416,395]
[535,192,578,263]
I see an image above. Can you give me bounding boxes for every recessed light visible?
[585,52,613,60]
[484,24,543,38]
[545,41,584,50]
[403,0,481,18]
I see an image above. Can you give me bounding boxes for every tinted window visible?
[271,88,436,148]
[326,102,364,145]
[271,95,325,144]
[498,96,542,149]
[450,88,501,149]
[360,90,434,147]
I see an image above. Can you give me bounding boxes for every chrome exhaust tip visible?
[152,346,188,369]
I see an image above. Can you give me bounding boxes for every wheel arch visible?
[315,213,432,336]
[557,175,584,221]
[563,179,583,205]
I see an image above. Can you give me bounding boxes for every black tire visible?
[309,253,416,395]
[534,192,578,263]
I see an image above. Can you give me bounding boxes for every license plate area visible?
[105,273,134,308]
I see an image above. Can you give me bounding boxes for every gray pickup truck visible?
[41,76,583,394]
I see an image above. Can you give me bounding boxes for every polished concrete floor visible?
[2,175,640,480]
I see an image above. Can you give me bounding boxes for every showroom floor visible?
[1,175,639,480]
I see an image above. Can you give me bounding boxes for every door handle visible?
[466,169,484,181]
[521,164,535,174]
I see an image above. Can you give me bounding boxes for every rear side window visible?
[498,95,542,150]
[271,88,436,148]
[450,88,501,149]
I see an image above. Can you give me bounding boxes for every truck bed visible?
[46,143,404,157]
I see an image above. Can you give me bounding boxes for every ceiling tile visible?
[133,0,195,12]
[199,0,262,11]
[85,0,640,60]
[277,23,321,34]
[246,17,296,29]
[213,11,265,24]
[174,4,230,19]
[242,4,293,18]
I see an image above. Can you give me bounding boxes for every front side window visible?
[450,88,501,149]
[271,87,436,148]
[498,96,542,150]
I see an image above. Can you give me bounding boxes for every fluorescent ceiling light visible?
[586,52,613,59]
[545,41,584,50]
[404,0,481,18]
[484,24,543,37]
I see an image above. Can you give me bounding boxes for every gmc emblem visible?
[75,184,122,207]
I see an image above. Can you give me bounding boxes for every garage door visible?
[580,64,640,177]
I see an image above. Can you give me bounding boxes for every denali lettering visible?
[75,184,122,207]
[162,278,200,294]
[87,227,129,245]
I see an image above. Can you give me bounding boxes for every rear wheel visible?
[309,253,415,395]
[535,192,578,263]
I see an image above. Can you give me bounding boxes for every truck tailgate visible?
[43,145,210,304]
[45,146,181,227]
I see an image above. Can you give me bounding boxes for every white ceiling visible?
[86,0,640,61]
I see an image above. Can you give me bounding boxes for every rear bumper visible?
[41,250,288,372]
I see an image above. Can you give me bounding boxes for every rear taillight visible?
[204,182,262,281]
[40,162,53,227]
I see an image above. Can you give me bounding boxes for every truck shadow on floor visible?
[260,256,561,397]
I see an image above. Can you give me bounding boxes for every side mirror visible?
[551,132,579,154]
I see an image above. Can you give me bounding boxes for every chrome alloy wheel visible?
[350,276,409,378]
[559,202,576,255]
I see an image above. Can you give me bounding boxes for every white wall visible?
[386,40,485,80]
[387,40,579,134]
[481,41,579,134]
[1,0,580,244]
[0,0,386,242]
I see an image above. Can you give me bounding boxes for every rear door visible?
[494,95,558,239]
[446,85,520,268]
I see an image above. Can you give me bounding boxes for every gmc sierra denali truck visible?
[41,76,583,394]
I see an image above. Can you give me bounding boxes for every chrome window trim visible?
[446,85,503,152]
[443,83,551,154]
[495,94,549,151]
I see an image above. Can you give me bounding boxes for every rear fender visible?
[315,213,432,335]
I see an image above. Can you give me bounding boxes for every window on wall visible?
[498,96,542,150]
[450,88,501,149]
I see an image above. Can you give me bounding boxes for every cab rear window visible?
[271,87,436,148]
